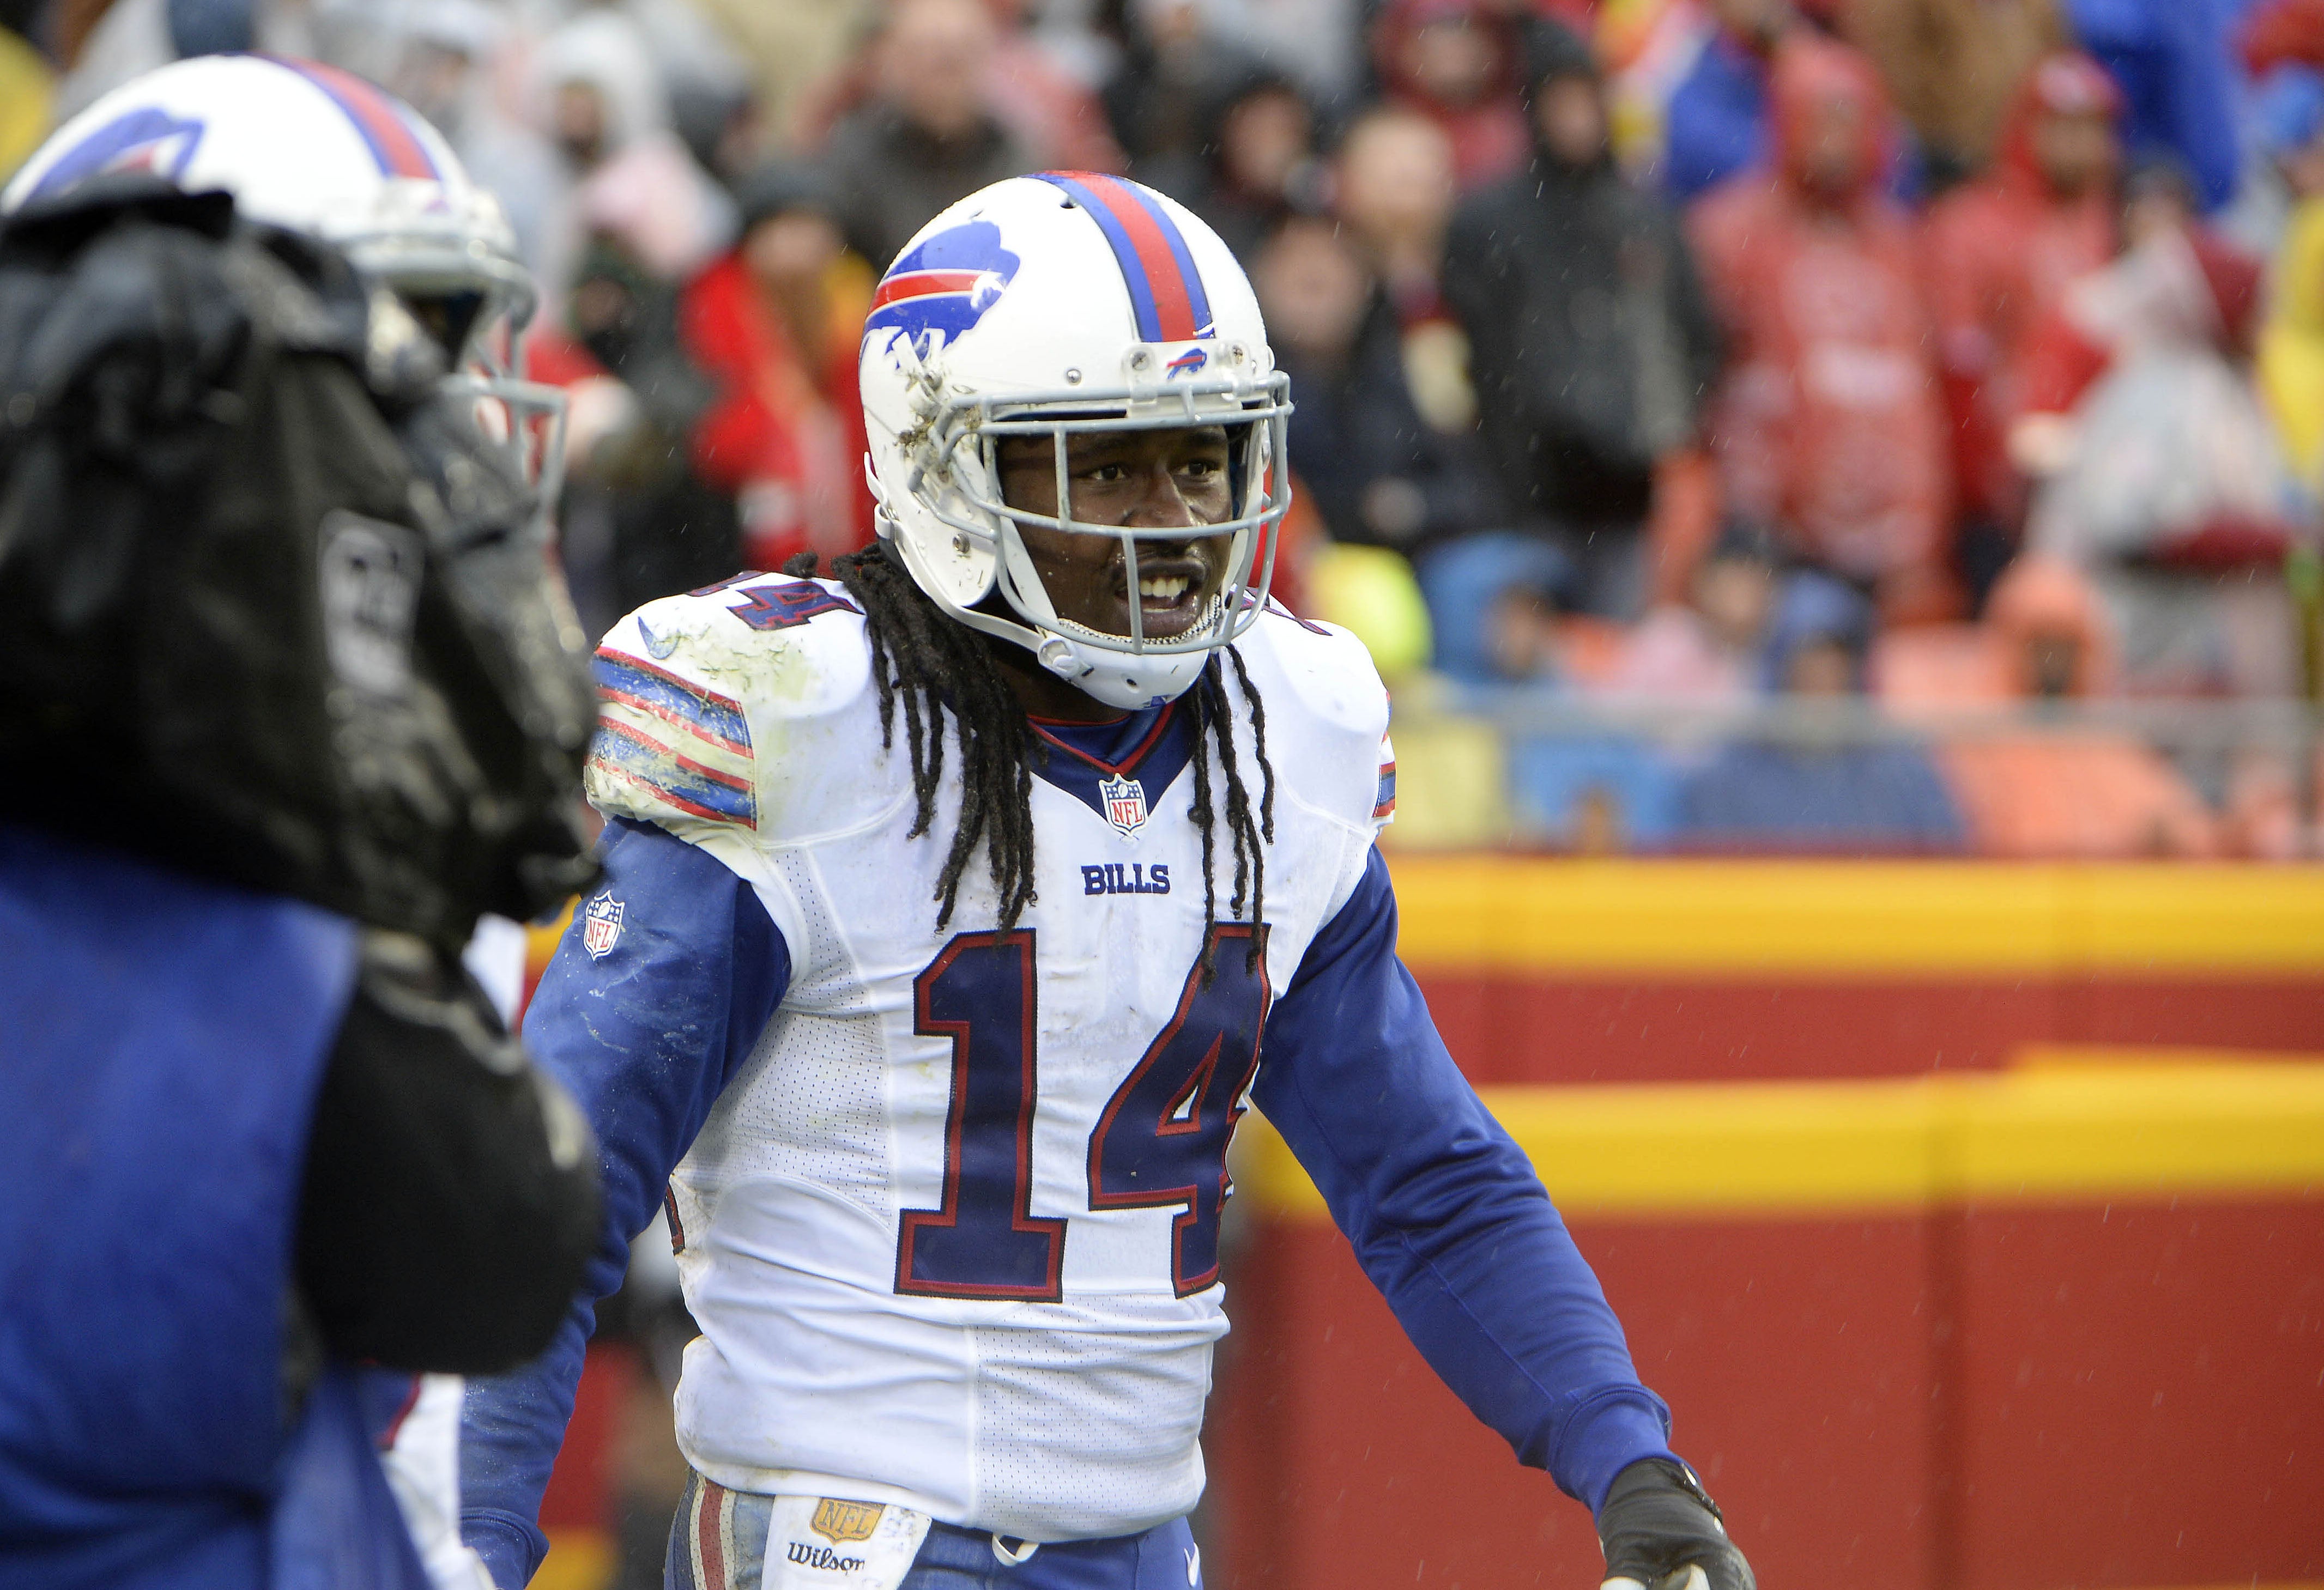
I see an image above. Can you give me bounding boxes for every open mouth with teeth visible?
[1108,556,1214,640]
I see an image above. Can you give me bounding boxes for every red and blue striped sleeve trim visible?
[589,720,759,829]
[592,650,753,757]
[1031,171,1214,343]
[1374,761,1397,821]
[272,57,440,180]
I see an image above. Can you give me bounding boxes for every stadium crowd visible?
[5,0,2324,859]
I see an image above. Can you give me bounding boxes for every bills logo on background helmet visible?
[866,220,1021,359]
[23,107,207,203]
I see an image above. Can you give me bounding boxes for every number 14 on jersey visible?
[896,924,1273,1302]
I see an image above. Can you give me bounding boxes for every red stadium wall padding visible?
[1207,1200,2324,1590]
[1416,975,2324,1087]
[1942,1201,2324,1590]
[1208,1215,1941,1590]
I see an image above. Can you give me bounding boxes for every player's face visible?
[997,426,1235,642]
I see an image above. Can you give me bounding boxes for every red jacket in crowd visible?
[682,251,875,572]
[1688,36,1953,618]
[1920,51,2122,530]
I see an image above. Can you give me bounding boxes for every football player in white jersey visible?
[461,172,1754,1590]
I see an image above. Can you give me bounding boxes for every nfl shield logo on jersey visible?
[582,894,625,960]
[1098,775,1148,840]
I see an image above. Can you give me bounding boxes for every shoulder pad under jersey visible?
[1230,600,1396,836]
[584,575,888,847]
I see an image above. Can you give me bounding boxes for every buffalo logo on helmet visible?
[26,107,207,204]
[864,219,1021,359]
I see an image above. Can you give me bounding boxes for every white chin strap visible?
[1031,631,1212,712]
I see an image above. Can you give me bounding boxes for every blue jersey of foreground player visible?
[0,826,429,1590]
[461,580,1679,1587]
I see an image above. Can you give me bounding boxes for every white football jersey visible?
[583,575,1391,1542]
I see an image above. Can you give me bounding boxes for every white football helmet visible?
[860,172,1294,711]
[3,52,566,517]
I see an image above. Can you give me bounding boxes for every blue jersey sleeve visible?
[459,818,789,1588]
[1250,847,1678,1515]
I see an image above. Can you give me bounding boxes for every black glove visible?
[1596,1458,1754,1590]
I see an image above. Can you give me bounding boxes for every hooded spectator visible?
[1874,557,2219,855]
[1371,0,1532,192]
[1444,19,1722,620]
[1689,36,1956,622]
[532,10,737,307]
[1673,572,1968,851]
[1922,52,2122,584]
[682,161,877,573]
[821,0,1036,271]
[1254,215,1497,553]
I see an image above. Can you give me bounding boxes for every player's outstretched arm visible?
[458,818,790,1589]
[1252,846,1752,1588]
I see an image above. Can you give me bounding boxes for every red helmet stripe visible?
[1036,172,1205,342]
[870,268,992,311]
[274,57,439,181]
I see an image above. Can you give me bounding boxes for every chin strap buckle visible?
[1036,634,1091,679]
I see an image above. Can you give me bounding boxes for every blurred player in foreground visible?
[0,57,607,1589]
[463,172,1755,1590]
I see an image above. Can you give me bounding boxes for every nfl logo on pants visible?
[1099,775,1147,840]
[582,894,625,960]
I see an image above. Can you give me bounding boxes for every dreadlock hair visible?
[789,545,1274,971]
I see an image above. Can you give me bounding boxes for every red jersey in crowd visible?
[682,251,874,571]
[1921,52,2122,530]
[1688,36,1954,617]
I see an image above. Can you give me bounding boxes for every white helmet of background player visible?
[860,172,1294,712]
[3,53,567,514]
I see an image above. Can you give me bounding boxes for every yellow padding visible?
[1235,1064,2324,1218]
[1383,858,2324,976]
[530,1530,615,1590]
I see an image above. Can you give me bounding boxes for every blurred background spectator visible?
[1445,17,1720,621]
[818,0,1037,270]
[1371,0,1530,192]
[1176,65,1327,262]
[683,160,876,572]
[1673,569,1968,850]
[1921,48,2122,600]
[1689,34,1955,623]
